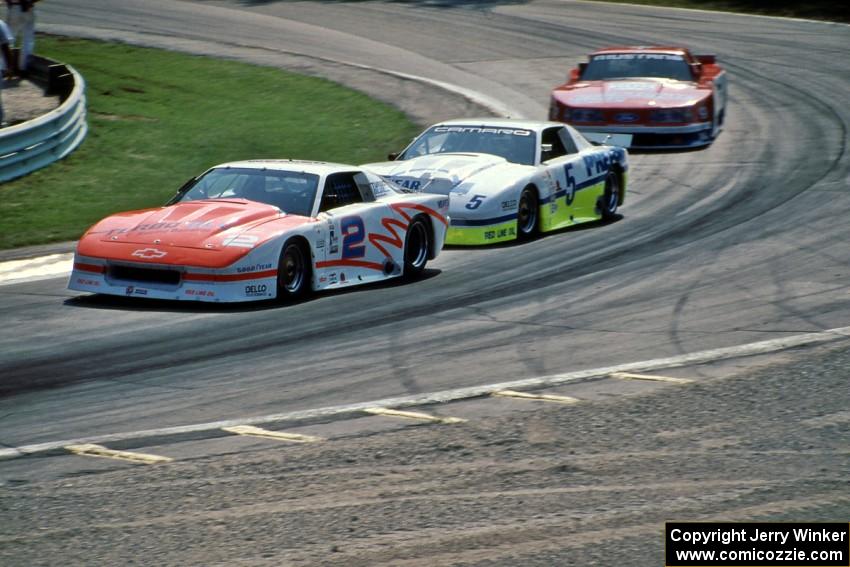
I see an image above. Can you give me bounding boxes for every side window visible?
[353,172,376,202]
[320,172,364,212]
[540,127,570,162]
[557,127,579,155]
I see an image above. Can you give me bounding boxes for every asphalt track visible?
[1,1,849,554]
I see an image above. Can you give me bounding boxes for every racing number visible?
[563,163,577,206]
[466,194,487,210]
[340,216,366,259]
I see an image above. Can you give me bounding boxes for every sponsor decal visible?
[185,289,215,297]
[501,199,517,211]
[328,220,339,255]
[615,112,640,123]
[245,284,268,297]
[316,239,325,249]
[76,278,100,287]
[434,126,532,137]
[236,263,273,274]
[328,272,338,284]
[485,227,516,240]
[392,178,422,191]
[340,273,346,283]
[594,53,683,61]
[131,248,167,259]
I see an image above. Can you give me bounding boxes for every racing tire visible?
[599,171,620,221]
[403,216,430,279]
[517,186,539,240]
[276,239,311,300]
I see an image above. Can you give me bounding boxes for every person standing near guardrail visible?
[5,0,37,74]
[0,18,17,126]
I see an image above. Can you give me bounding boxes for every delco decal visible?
[131,248,167,259]
[236,263,272,274]
[245,284,268,297]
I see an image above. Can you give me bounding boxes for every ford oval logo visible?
[615,112,640,123]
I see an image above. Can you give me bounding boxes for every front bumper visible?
[68,256,278,302]
[577,122,714,149]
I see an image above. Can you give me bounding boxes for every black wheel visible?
[517,186,539,240]
[403,216,430,279]
[599,171,620,220]
[276,240,310,300]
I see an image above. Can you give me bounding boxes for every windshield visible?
[400,125,536,166]
[582,53,694,82]
[177,167,319,217]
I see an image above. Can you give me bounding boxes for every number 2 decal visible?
[340,216,366,259]
[466,194,487,210]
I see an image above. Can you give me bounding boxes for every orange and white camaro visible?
[69,160,449,302]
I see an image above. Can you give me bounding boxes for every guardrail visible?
[0,55,87,183]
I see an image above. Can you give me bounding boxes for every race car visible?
[68,160,448,302]
[549,46,727,149]
[362,119,627,246]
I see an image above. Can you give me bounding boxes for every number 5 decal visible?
[340,216,366,258]
[466,194,486,210]
[563,163,577,206]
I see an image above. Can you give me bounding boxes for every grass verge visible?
[0,35,420,249]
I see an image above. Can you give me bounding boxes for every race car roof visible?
[209,159,362,176]
[432,118,563,133]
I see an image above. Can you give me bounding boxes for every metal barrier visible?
[0,56,87,183]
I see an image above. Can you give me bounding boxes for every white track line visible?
[2,325,848,460]
[0,253,73,285]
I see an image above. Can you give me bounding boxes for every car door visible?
[314,171,399,288]
[543,126,611,222]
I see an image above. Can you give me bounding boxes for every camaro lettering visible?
[433,126,532,137]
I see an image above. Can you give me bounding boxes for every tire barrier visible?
[0,55,87,183]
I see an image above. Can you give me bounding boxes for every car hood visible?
[554,78,710,108]
[365,153,515,195]
[76,199,313,267]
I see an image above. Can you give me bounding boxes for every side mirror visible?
[387,152,400,161]
[691,62,702,78]
[165,176,197,205]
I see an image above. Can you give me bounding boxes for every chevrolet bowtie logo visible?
[132,248,167,259]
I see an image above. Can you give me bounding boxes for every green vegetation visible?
[592,0,849,23]
[0,36,420,249]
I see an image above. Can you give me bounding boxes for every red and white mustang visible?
[68,160,448,302]
[549,46,727,149]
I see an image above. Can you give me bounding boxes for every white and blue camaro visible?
[363,118,628,245]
